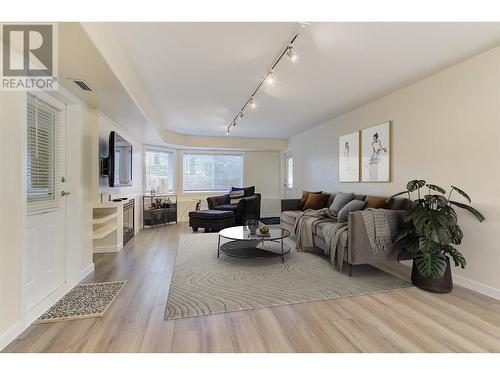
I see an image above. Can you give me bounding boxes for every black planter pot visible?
[411,257,453,293]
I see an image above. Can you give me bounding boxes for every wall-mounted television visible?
[101,131,133,187]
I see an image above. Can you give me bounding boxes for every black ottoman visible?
[188,210,235,232]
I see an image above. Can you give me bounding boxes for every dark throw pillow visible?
[337,199,367,223]
[300,191,323,209]
[365,196,388,209]
[302,193,328,210]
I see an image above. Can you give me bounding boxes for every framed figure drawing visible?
[338,131,359,182]
[361,121,391,182]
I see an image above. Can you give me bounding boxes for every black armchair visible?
[207,193,261,225]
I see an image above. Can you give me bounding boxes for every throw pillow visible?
[300,191,322,209]
[329,192,354,215]
[337,199,367,223]
[231,186,255,197]
[365,195,387,209]
[302,192,328,210]
[229,190,245,205]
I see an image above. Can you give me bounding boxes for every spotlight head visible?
[287,45,297,62]
[266,70,274,84]
[238,112,244,119]
[249,97,256,109]
[226,128,230,135]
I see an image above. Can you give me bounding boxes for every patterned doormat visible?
[35,281,126,324]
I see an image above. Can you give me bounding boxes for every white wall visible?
[244,151,281,216]
[0,91,24,344]
[286,46,500,294]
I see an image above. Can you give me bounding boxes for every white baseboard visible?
[453,274,500,300]
[81,262,95,279]
[0,322,25,352]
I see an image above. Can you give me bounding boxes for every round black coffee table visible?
[217,226,291,263]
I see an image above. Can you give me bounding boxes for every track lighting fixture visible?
[225,24,304,135]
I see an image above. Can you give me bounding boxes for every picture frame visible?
[338,131,360,182]
[361,121,391,182]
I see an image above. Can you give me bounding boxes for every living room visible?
[1,0,500,373]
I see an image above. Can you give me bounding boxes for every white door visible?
[24,92,67,313]
[284,152,294,198]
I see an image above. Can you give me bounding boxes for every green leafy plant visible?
[389,180,485,278]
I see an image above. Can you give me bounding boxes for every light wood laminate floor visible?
[4,224,500,353]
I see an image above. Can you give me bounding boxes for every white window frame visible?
[284,151,293,190]
[181,150,244,193]
[143,145,175,194]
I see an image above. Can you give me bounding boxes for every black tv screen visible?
[108,131,132,187]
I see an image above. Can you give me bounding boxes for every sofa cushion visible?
[281,210,301,225]
[189,209,234,220]
[338,199,367,223]
[300,191,322,209]
[365,195,388,209]
[214,204,238,212]
[329,192,354,215]
[231,186,255,197]
[303,192,328,210]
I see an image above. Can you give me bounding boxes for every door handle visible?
[61,191,71,197]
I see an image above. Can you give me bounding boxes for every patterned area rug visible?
[165,234,411,320]
[36,281,126,323]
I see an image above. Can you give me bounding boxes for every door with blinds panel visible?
[24,93,67,313]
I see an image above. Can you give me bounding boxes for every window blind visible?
[145,149,172,193]
[183,153,243,192]
[27,93,64,213]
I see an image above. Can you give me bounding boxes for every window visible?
[183,153,243,192]
[144,148,173,193]
[285,152,293,189]
[27,93,64,213]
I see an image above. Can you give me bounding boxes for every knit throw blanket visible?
[360,208,398,255]
[294,208,335,252]
[322,223,349,271]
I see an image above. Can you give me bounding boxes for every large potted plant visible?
[389,180,485,293]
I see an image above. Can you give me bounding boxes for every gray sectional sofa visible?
[280,192,411,275]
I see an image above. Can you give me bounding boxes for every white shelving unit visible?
[92,205,122,253]
[92,211,118,225]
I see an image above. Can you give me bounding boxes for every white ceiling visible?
[109,22,500,139]
[58,23,162,144]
